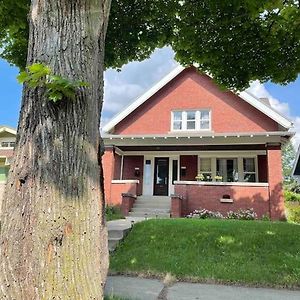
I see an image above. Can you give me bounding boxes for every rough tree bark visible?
[0,0,111,298]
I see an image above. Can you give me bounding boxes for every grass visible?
[110,219,300,288]
[106,205,124,221]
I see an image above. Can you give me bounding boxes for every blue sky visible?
[1,47,299,144]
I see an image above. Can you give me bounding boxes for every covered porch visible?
[103,132,291,220]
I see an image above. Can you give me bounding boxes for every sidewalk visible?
[105,275,300,300]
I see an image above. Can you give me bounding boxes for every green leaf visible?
[17,71,28,83]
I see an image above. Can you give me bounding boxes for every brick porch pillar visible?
[121,193,136,216]
[171,195,184,218]
[267,145,285,220]
[102,147,115,205]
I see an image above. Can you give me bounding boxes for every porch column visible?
[102,146,115,205]
[267,145,285,220]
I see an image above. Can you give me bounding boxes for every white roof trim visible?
[103,66,185,133]
[238,91,293,129]
[0,126,17,135]
[103,66,293,133]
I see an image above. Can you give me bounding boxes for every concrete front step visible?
[108,238,121,252]
[108,228,131,239]
[107,219,133,252]
[128,212,170,218]
[131,207,170,213]
[134,203,171,209]
[136,196,171,203]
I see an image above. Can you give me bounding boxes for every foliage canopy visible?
[0,0,299,90]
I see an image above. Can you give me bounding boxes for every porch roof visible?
[103,131,294,148]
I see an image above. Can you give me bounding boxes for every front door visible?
[153,157,169,196]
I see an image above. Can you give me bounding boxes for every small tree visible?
[282,142,296,183]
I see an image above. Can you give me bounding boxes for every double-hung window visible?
[198,158,212,181]
[243,158,256,182]
[172,109,211,131]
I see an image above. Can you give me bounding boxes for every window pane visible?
[200,110,210,120]
[187,121,196,130]
[200,120,210,129]
[217,158,238,182]
[244,173,256,182]
[173,121,182,130]
[243,158,255,172]
[187,111,196,120]
[1,142,9,147]
[173,111,182,121]
[9,142,15,148]
[200,158,211,172]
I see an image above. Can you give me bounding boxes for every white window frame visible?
[243,157,257,183]
[197,153,258,183]
[171,109,211,132]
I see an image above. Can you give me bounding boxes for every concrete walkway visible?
[105,275,300,300]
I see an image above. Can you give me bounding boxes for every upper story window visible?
[1,141,15,148]
[172,110,211,131]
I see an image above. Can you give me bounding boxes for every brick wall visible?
[122,156,144,195]
[174,184,270,218]
[114,67,278,135]
[110,182,138,206]
[267,146,285,220]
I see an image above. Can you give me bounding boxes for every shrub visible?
[284,190,300,202]
[187,208,257,221]
[227,208,257,220]
[187,209,224,219]
[106,205,124,221]
[284,180,300,194]
[285,202,300,224]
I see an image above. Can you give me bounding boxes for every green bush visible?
[285,180,300,194]
[105,206,124,221]
[284,190,300,202]
[285,202,300,224]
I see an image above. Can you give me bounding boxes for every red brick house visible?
[102,66,294,220]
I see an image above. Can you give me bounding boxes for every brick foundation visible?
[174,183,270,219]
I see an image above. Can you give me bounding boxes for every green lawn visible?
[110,219,300,288]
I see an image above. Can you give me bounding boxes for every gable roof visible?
[0,125,17,136]
[103,66,293,133]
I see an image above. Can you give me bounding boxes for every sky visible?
[1,46,300,145]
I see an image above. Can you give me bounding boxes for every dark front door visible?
[154,157,169,196]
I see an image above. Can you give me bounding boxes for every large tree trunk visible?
[0,0,111,298]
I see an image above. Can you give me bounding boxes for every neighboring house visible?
[0,126,16,202]
[102,66,294,220]
[292,146,300,183]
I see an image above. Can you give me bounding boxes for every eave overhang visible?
[103,131,294,147]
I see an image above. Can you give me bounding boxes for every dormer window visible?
[172,110,211,131]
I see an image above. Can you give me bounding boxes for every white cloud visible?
[102,47,178,127]
[247,80,290,116]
